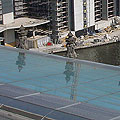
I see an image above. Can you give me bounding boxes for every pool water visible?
[1,46,120,112]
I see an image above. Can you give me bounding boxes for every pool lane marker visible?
[14,92,82,120]
[56,102,81,110]
[41,102,81,120]
[15,92,40,99]
[14,84,72,99]
[110,116,120,120]
[0,84,5,86]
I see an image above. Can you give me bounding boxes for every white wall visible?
[3,12,14,25]
[95,19,113,30]
[87,0,95,27]
[74,0,83,31]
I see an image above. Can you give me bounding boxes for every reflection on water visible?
[64,62,74,83]
[64,61,80,101]
[56,43,120,66]
[16,52,26,72]
[119,81,120,86]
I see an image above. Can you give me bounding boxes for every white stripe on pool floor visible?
[110,116,120,120]
[0,84,5,86]
[41,102,81,120]
[15,92,40,99]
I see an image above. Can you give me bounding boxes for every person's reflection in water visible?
[119,81,120,86]
[16,52,26,72]
[64,61,74,83]
[70,62,80,101]
[64,61,80,101]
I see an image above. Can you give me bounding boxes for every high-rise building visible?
[0,0,118,45]
[102,0,114,20]
[94,0,102,22]
[24,0,50,19]
[0,0,27,23]
[1,0,14,24]
[94,0,115,21]
[69,0,95,36]
[0,0,50,23]
[51,0,69,43]
[94,0,117,30]
[0,0,51,45]
[14,0,27,18]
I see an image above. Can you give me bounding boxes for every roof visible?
[0,17,50,33]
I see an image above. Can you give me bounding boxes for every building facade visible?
[102,0,114,20]
[94,0,102,22]
[69,0,95,37]
[0,0,51,45]
[51,0,69,43]
[0,0,119,44]
[24,0,50,19]
[14,0,27,18]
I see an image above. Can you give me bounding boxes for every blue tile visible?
[1,47,120,112]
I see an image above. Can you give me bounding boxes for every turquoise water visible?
[1,46,120,111]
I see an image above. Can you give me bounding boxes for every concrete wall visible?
[68,0,74,31]
[119,0,120,16]
[115,0,120,16]
[114,0,117,16]
[102,0,108,20]
[4,30,15,44]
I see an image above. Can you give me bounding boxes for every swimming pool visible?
[0,46,120,119]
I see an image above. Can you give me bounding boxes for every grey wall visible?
[115,0,120,16]
[1,0,14,14]
[119,0,120,16]
[102,0,108,20]
[68,0,75,31]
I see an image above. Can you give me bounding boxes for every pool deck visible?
[1,46,120,120]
